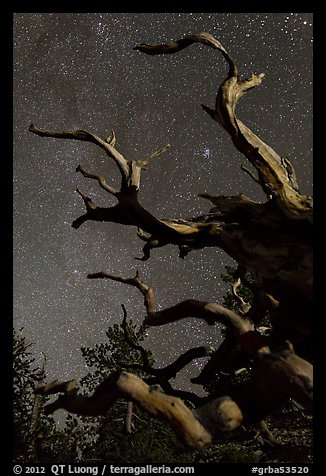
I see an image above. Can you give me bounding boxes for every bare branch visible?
[117,318,215,406]
[76,165,119,196]
[36,371,212,447]
[75,188,97,211]
[87,271,270,356]
[240,164,261,185]
[35,343,312,447]
[134,31,237,77]
[198,192,267,224]
[153,346,214,379]
[231,267,251,315]
[105,129,116,146]
[193,335,235,385]
[29,124,130,180]
[122,346,213,382]
[121,303,151,369]
[36,370,242,448]
[88,271,156,315]
[134,33,312,221]
[35,379,77,396]
[137,143,171,168]
[29,32,313,445]
[145,300,252,333]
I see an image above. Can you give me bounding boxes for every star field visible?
[13,13,313,391]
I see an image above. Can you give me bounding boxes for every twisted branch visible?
[135,32,312,222]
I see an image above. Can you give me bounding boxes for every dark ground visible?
[195,401,313,464]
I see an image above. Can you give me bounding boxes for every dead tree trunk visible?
[35,272,312,448]
[29,32,313,448]
[28,352,47,461]
[36,341,312,449]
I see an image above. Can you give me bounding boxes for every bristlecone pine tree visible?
[30,32,312,450]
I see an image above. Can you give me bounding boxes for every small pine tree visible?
[75,316,194,463]
[13,328,56,462]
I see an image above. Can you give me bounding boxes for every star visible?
[203,147,211,159]
[13,13,312,389]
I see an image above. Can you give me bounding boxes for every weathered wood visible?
[30,31,313,449]
[88,271,268,355]
[36,370,241,448]
[36,342,312,448]
[125,401,133,435]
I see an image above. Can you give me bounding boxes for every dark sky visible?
[13,13,313,393]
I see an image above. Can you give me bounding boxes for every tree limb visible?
[137,143,171,168]
[36,342,312,448]
[117,306,214,406]
[36,371,225,448]
[240,164,261,186]
[88,271,156,315]
[88,271,269,356]
[121,346,213,381]
[134,33,312,222]
[76,165,119,196]
[231,267,251,315]
[29,124,130,180]
[118,311,214,406]
[120,303,151,369]
[134,32,238,77]
[28,31,313,450]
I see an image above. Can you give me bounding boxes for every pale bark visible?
[125,401,133,435]
[135,32,311,216]
[29,116,312,350]
[36,342,312,448]
[88,271,269,355]
[30,31,313,448]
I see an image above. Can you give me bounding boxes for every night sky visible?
[13,13,313,392]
